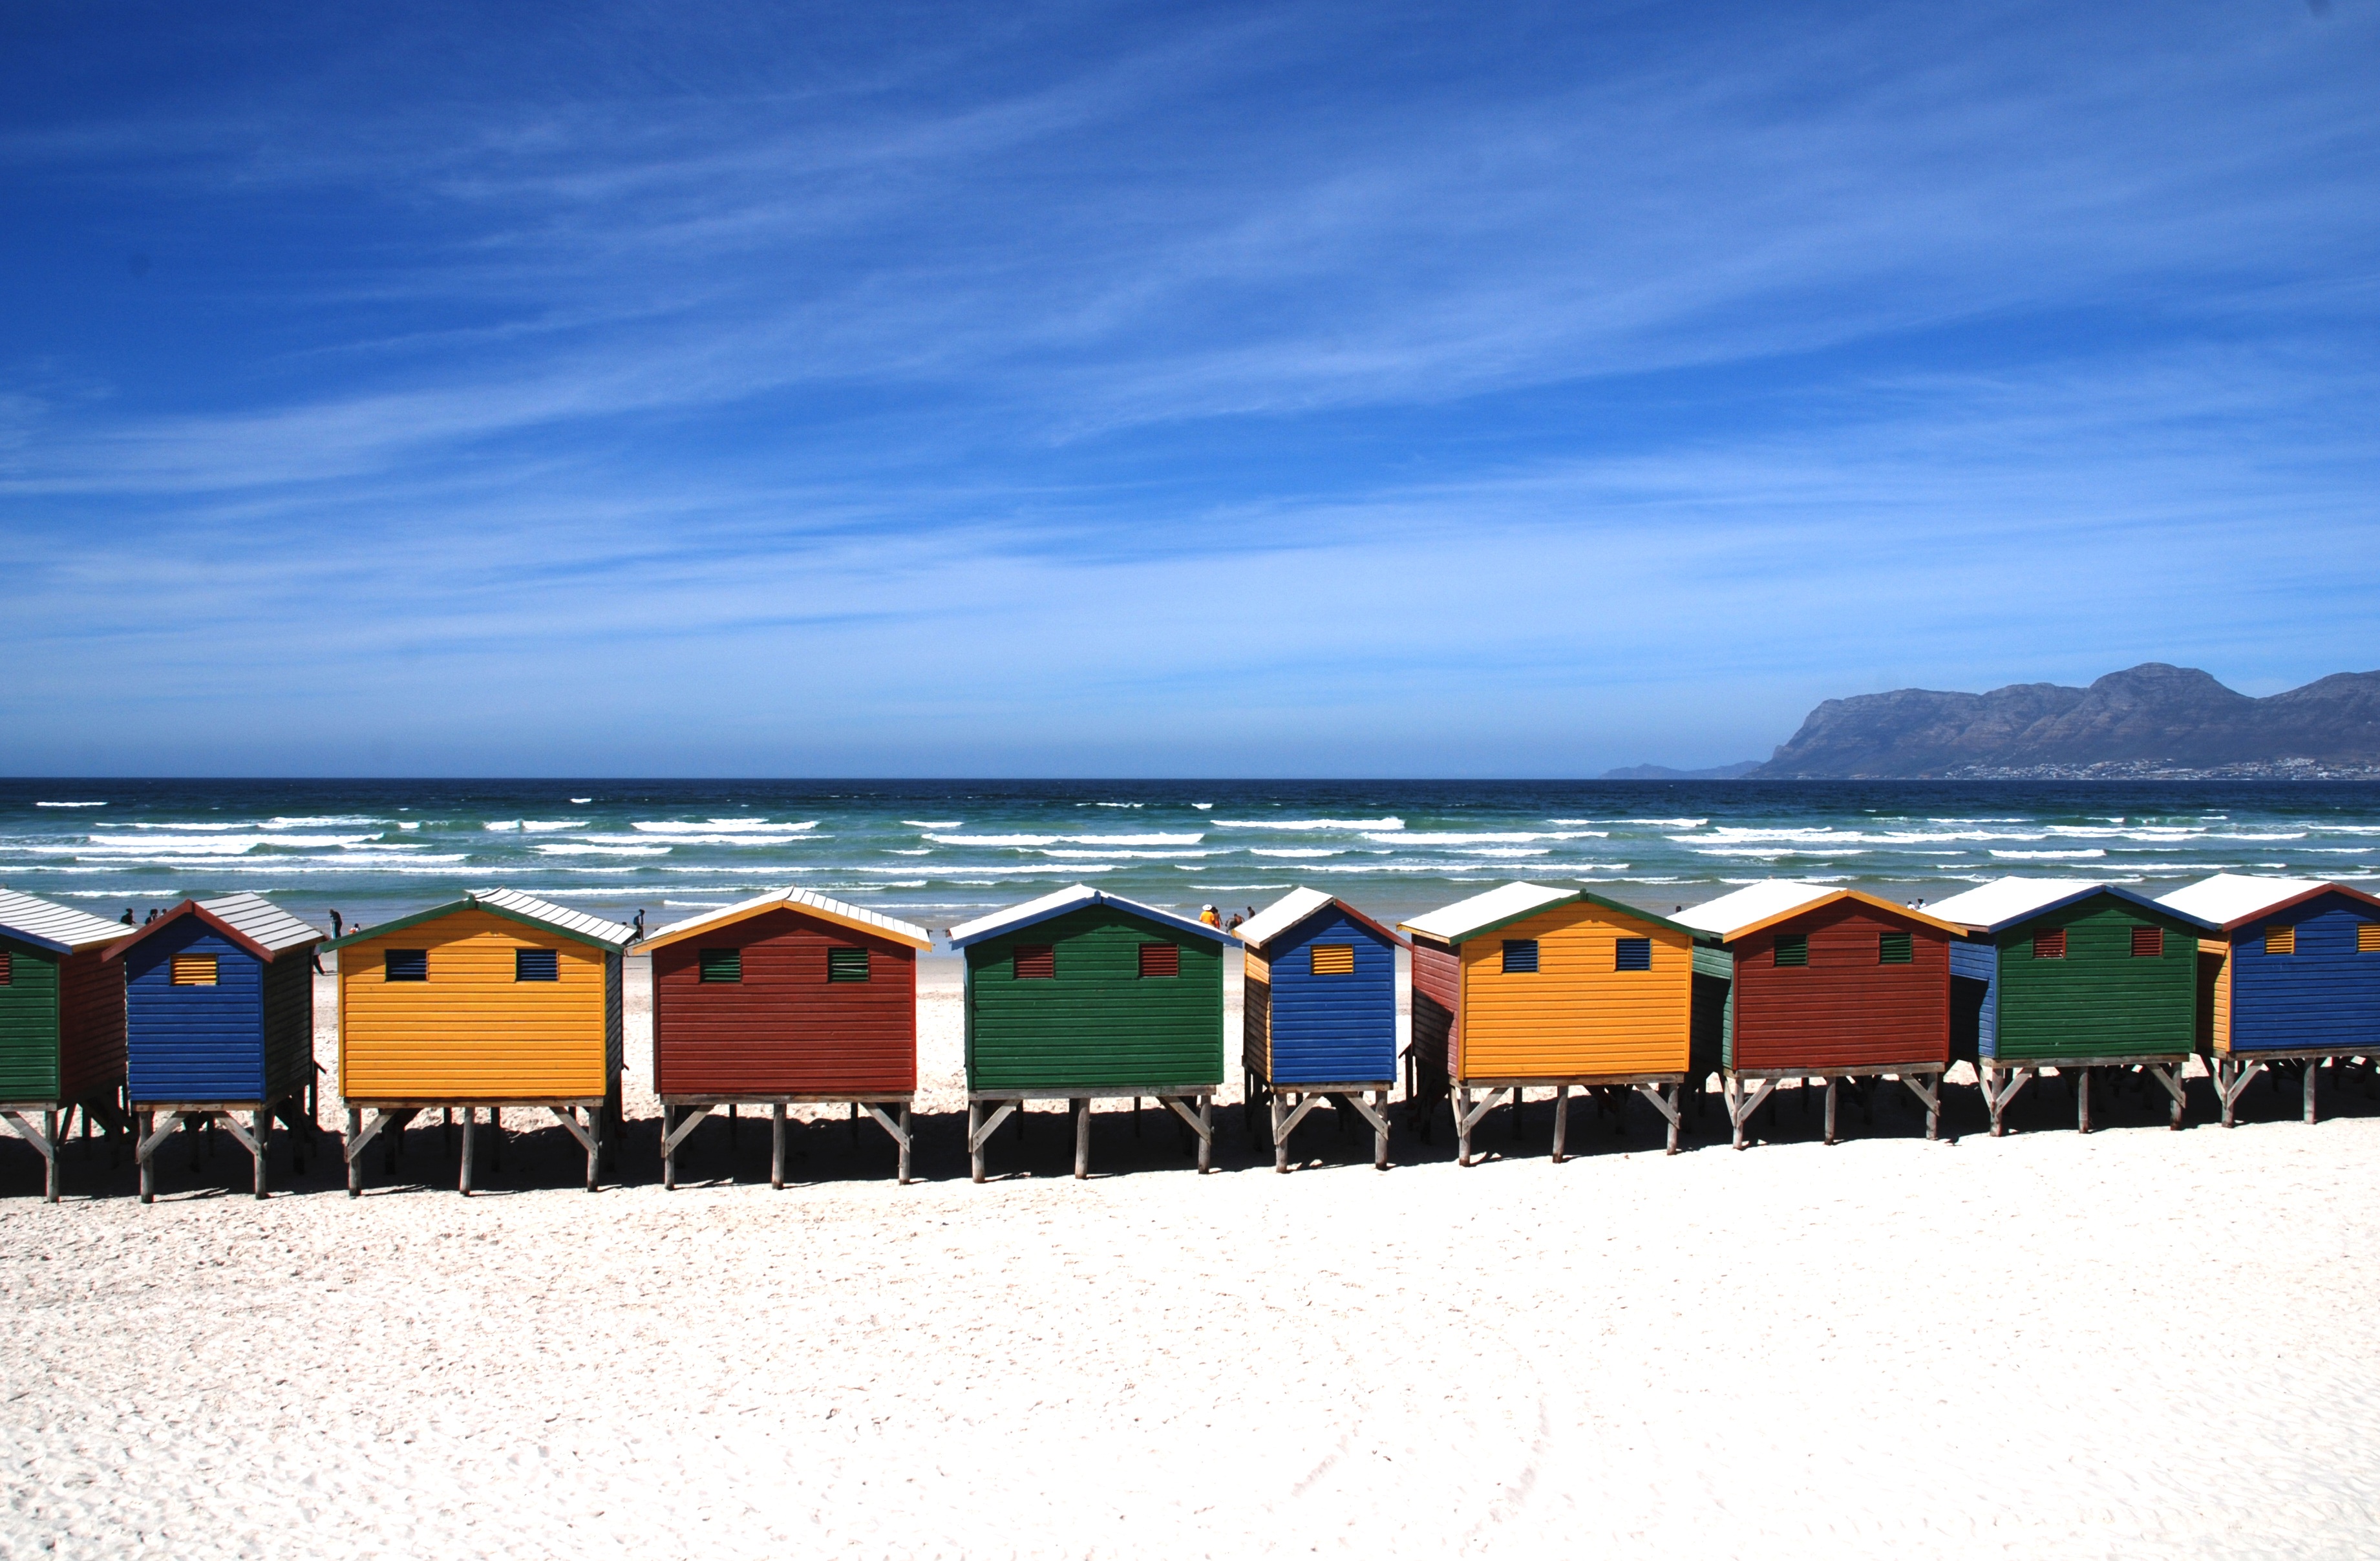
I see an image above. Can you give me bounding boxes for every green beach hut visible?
[0,891,131,1201]
[948,885,1227,1182]
[1929,878,2215,1136]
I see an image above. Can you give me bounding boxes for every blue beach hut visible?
[105,893,323,1201]
[1235,887,1408,1172]
[2158,874,2380,1126]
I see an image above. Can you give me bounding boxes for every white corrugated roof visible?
[948,884,1224,948]
[2158,873,2327,928]
[1235,887,1337,949]
[1399,882,1578,943]
[643,887,930,950]
[197,893,323,953]
[473,888,635,949]
[0,890,133,953]
[1670,881,1838,939]
[1926,878,2102,931]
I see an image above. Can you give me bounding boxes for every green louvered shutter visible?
[828,948,871,982]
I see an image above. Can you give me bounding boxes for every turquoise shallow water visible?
[5,778,2377,942]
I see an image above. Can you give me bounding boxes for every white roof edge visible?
[0,889,133,952]
[948,885,1226,948]
[470,887,634,948]
[1235,887,1337,949]
[1669,880,1838,939]
[2156,873,2331,928]
[645,888,929,948]
[1399,882,1577,942]
[1925,878,2104,931]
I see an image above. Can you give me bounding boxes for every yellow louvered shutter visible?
[2359,922,2380,953]
[1310,944,1355,975]
[171,954,218,986]
[2265,925,2295,956]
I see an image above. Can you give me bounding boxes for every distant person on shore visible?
[1199,904,1220,928]
[1226,912,1242,931]
[120,908,135,926]
[632,909,646,940]
[328,909,343,939]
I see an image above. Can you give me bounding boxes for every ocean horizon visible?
[6,776,2377,944]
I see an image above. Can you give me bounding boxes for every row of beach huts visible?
[0,871,2375,1200]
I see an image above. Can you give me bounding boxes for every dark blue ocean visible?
[5,778,2377,942]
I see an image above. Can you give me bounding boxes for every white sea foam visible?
[571,832,823,847]
[1040,849,1228,860]
[398,822,421,831]
[570,798,592,804]
[1250,848,1344,858]
[264,815,391,827]
[45,834,385,855]
[1094,802,1145,808]
[902,820,962,828]
[534,844,672,856]
[854,864,1115,875]
[887,849,931,856]
[34,801,105,807]
[1213,817,1404,831]
[631,820,820,834]
[1458,847,1553,857]
[1990,849,2108,859]
[927,833,1204,847]
[1370,830,1606,845]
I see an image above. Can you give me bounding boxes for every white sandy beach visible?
[5,961,2379,1559]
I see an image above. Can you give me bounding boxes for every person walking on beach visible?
[119,908,134,926]
[328,909,343,939]
[1200,904,1221,928]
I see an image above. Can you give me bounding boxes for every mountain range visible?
[1747,663,2380,779]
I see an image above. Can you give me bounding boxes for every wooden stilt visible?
[460,1106,476,1195]
[1823,1077,1839,1145]
[346,1109,363,1196]
[138,1111,156,1203]
[1074,1097,1090,1180]
[770,1103,786,1189]
[251,1109,269,1198]
[1551,1084,1569,1163]
[2306,1058,2319,1125]
[1271,1096,1288,1173]
[43,1109,59,1203]
[2077,1067,2093,1134]
[1197,1095,1212,1173]
[897,1103,913,1185]
[968,1100,985,1183]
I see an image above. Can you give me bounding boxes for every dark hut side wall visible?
[0,936,61,1099]
[260,951,315,1101]
[58,946,126,1103]
[1241,951,1271,1081]
[1729,901,1950,1072]
[1408,940,1460,1082]
[125,920,266,1103]
[653,907,917,1096]
[2229,891,2380,1053]
[966,905,1221,1092]
[1990,900,2199,1062]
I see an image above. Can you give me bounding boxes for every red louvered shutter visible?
[1014,945,1055,980]
[1138,942,1179,978]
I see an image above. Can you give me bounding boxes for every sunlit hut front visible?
[2158,873,2380,1127]
[325,889,632,1195]
[950,886,1226,1182]
[1929,878,2213,1136]
[1673,883,1957,1150]
[639,888,932,1188]
[105,894,323,1202]
[1397,883,1701,1166]
[1236,887,1408,1173]
[0,891,131,1201]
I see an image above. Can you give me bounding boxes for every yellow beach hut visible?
[1398,882,1700,1165]
[323,889,634,1195]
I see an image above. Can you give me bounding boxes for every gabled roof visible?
[104,893,324,962]
[321,889,634,952]
[947,885,1227,949]
[1397,881,1696,945]
[639,888,930,952]
[1928,878,2216,935]
[1671,881,1960,942]
[1236,888,1408,953]
[0,890,134,955]
[2157,873,2380,931]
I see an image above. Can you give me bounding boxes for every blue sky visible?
[3,0,2375,776]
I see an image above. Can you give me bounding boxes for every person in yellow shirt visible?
[1199,904,1220,928]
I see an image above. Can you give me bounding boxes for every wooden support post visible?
[897,1103,913,1185]
[43,1109,59,1203]
[968,1100,984,1184]
[1198,1095,1213,1174]
[1373,1088,1390,1170]
[771,1103,787,1190]
[1271,1095,1288,1173]
[251,1109,270,1199]
[138,1111,156,1203]
[1823,1077,1839,1146]
[1511,1085,1525,1141]
[2306,1058,2320,1125]
[460,1106,476,1195]
[1456,1087,1474,1166]
[661,1104,677,1191]
[2077,1067,2093,1134]
[1551,1084,1569,1164]
[443,1106,453,1151]
[1074,1097,1090,1180]
[488,1107,502,1175]
[584,1105,599,1192]
[849,1100,860,1145]
[346,1109,363,1196]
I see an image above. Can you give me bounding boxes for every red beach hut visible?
[639,889,932,1187]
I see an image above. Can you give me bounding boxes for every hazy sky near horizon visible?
[4,1,2375,776]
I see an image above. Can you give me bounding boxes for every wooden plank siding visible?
[1253,906,1397,1085]
[0,934,63,1099]
[2221,890,2380,1054]
[1241,951,1272,1082]
[1453,903,1694,1080]
[57,947,127,1104]
[339,909,611,1099]
[652,906,917,1096]
[1984,900,2200,1062]
[124,921,272,1102]
[1724,900,1951,1072]
[1408,942,1461,1081]
[2199,940,2232,1050]
[963,904,1222,1092]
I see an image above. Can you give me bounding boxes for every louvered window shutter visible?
[1309,944,1355,975]
[2265,925,2295,956]
[1014,945,1055,980]
[1772,934,1807,968]
[1138,943,1180,978]
[2360,922,2380,953]
[1879,932,1913,965]
[1614,938,1652,972]
[171,954,218,986]
[829,948,871,982]
[699,948,741,983]
[385,949,427,982]
[0,951,11,984]
[1501,940,1538,973]
[2130,926,2163,959]
[2033,929,2067,960]
[515,948,559,982]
